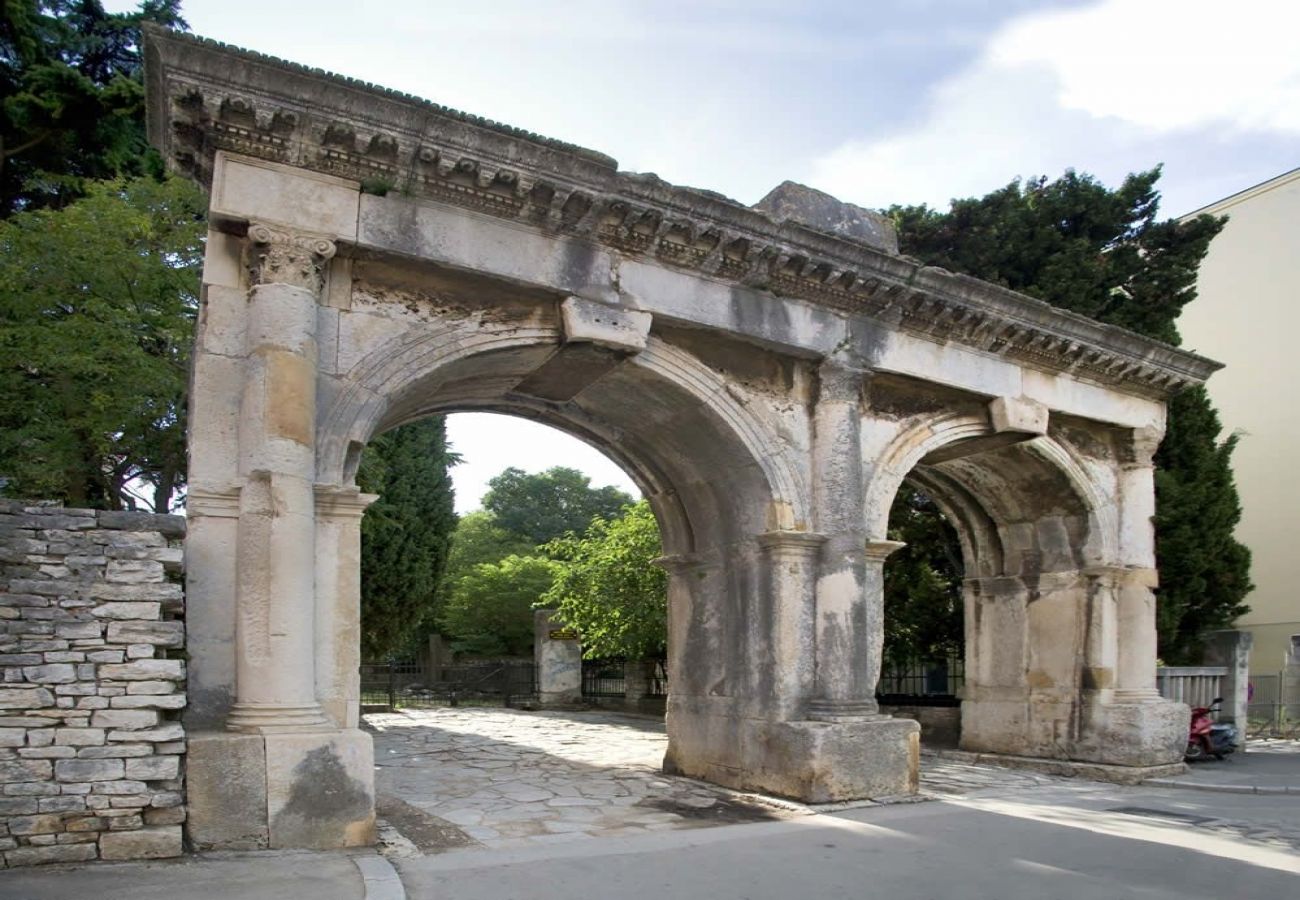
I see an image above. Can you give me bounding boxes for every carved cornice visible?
[144,27,1222,401]
[245,222,337,293]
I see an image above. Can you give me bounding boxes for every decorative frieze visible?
[146,28,1218,401]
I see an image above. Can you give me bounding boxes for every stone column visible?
[1113,567,1162,700]
[226,223,336,733]
[756,531,825,720]
[809,360,888,720]
[1114,426,1164,701]
[314,486,378,729]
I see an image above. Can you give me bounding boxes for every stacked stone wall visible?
[0,502,186,868]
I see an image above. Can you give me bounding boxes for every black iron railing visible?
[876,656,964,707]
[581,659,627,697]
[360,660,537,710]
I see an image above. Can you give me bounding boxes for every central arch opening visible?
[315,263,815,846]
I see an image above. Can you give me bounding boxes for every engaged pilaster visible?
[226,223,337,733]
[757,531,825,719]
[1113,426,1164,702]
[809,360,885,720]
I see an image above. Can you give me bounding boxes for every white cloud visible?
[808,0,1300,211]
[993,0,1300,134]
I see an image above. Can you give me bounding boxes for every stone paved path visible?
[366,707,1066,857]
[367,708,795,856]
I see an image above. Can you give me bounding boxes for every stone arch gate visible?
[145,30,1215,850]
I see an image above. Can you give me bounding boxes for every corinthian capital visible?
[245,222,337,293]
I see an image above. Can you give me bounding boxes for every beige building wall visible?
[1179,168,1300,675]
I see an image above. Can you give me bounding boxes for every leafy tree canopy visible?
[0,174,204,510]
[1,1,187,217]
[356,417,459,660]
[883,486,964,666]
[543,500,665,659]
[482,466,634,546]
[437,554,557,658]
[890,167,1250,663]
[444,510,536,578]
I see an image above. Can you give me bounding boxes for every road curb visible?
[352,853,406,900]
[1144,778,1297,796]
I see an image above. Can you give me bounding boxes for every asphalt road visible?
[395,781,1300,900]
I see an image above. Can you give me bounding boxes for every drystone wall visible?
[0,502,186,868]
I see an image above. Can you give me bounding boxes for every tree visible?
[482,466,634,546]
[889,167,1251,662]
[444,510,535,578]
[356,417,459,660]
[883,486,964,666]
[0,174,204,510]
[437,554,557,657]
[1153,388,1252,661]
[542,500,666,659]
[1,0,186,217]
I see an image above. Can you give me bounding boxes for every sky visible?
[120,0,1300,512]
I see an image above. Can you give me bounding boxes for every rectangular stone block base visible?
[933,749,1186,785]
[962,696,1189,768]
[187,728,375,851]
[668,715,920,803]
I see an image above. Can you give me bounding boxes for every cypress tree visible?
[889,167,1251,662]
[356,417,459,660]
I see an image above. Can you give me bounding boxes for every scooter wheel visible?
[1184,740,1206,762]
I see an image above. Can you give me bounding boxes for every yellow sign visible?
[548,629,579,641]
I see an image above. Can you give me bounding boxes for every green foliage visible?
[1,1,187,217]
[444,510,536,577]
[542,500,666,659]
[356,417,459,660]
[482,466,634,546]
[0,174,204,510]
[883,486,964,665]
[1153,388,1253,662]
[437,554,557,657]
[889,168,1222,346]
[891,166,1251,662]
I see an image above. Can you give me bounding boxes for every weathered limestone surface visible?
[0,503,186,868]
[143,28,1219,847]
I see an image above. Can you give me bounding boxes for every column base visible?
[806,698,881,722]
[226,701,332,733]
[187,728,375,851]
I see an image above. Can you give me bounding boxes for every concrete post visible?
[1203,629,1253,743]
[809,361,880,720]
[226,224,336,733]
[534,610,581,705]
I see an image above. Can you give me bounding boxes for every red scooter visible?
[1186,697,1238,761]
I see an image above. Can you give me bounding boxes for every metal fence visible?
[876,657,964,707]
[647,659,668,699]
[1156,666,1225,709]
[1247,672,1300,738]
[582,659,627,697]
[360,660,536,710]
